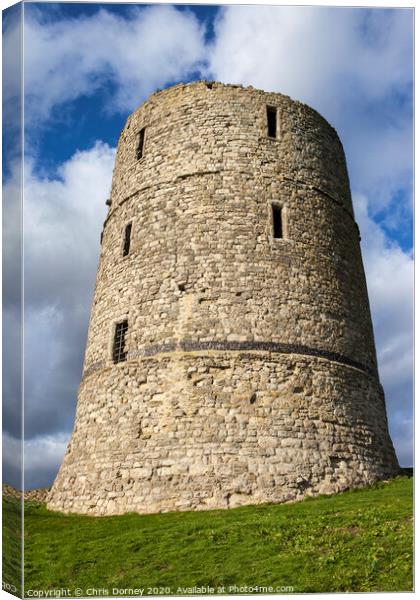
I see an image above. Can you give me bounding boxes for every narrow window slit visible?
[136,127,145,159]
[267,106,277,138]
[123,223,132,256]
[272,204,283,239]
[113,320,128,363]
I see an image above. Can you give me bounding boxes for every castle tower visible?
[47,82,399,515]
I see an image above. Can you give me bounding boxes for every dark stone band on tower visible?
[82,340,377,379]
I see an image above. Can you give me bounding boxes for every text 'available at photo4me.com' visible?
[20,584,295,597]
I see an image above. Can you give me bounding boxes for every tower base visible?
[47,350,399,515]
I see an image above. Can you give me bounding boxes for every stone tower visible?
[47,82,399,515]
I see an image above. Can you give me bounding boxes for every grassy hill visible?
[4,476,414,596]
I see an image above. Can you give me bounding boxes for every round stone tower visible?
[47,81,399,515]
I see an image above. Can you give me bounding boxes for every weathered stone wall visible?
[47,81,399,515]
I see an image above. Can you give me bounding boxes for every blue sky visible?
[2,2,413,488]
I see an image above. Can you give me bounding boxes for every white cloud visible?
[24,5,206,123]
[4,430,68,490]
[2,143,115,489]
[24,433,69,484]
[24,141,114,263]
[3,433,22,489]
[208,6,413,213]
[209,7,412,107]
[2,143,115,455]
[2,143,115,488]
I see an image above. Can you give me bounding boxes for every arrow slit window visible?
[267,106,277,138]
[122,222,132,257]
[272,204,284,239]
[113,320,128,363]
[136,127,146,159]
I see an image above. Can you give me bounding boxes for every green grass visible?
[23,477,413,595]
[2,496,22,597]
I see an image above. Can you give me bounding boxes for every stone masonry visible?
[47,81,399,515]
